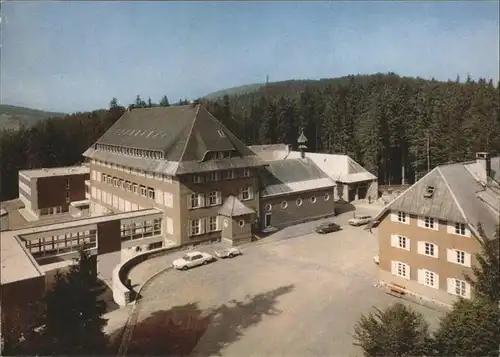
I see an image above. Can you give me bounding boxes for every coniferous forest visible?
[1,73,499,202]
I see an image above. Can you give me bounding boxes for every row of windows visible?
[264,193,331,211]
[95,143,164,160]
[188,217,222,236]
[25,230,97,257]
[100,173,157,200]
[390,235,471,267]
[91,188,146,212]
[392,211,468,236]
[91,160,174,183]
[188,186,253,210]
[189,167,252,184]
[120,219,162,241]
[391,260,471,298]
[39,205,69,216]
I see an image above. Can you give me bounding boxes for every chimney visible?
[476,152,491,184]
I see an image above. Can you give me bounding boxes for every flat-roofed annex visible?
[19,166,89,179]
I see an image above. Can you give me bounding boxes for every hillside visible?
[0,105,65,131]
[204,83,265,100]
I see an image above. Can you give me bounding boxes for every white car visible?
[348,215,373,226]
[214,247,242,259]
[172,251,214,270]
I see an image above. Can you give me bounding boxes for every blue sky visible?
[2,1,499,113]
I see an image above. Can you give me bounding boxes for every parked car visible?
[172,251,215,270]
[214,247,242,259]
[314,222,341,234]
[348,215,373,226]
[373,255,380,265]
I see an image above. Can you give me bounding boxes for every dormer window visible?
[217,152,224,160]
[217,130,226,137]
[424,186,435,198]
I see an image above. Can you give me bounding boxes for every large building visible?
[18,166,90,220]
[367,152,500,306]
[1,104,378,338]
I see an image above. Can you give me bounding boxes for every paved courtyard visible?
[112,205,446,356]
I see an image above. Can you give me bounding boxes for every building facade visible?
[18,166,89,220]
[368,152,500,306]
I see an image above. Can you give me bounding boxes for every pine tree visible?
[431,297,500,357]
[353,302,431,357]
[465,223,500,302]
[159,95,170,107]
[40,249,108,355]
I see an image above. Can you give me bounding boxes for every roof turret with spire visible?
[297,128,308,158]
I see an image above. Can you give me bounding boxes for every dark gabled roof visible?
[83,105,266,175]
[91,105,257,163]
[259,157,329,186]
[218,196,255,217]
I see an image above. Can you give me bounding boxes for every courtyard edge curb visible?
[116,265,173,357]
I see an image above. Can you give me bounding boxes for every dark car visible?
[314,222,341,234]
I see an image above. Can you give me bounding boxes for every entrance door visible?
[264,213,272,228]
[358,184,368,199]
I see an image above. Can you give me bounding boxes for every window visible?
[425,242,435,257]
[164,192,174,208]
[455,279,467,297]
[190,220,201,236]
[241,186,252,201]
[191,175,202,184]
[455,223,466,236]
[209,171,219,182]
[392,261,409,279]
[65,191,70,203]
[447,249,470,267]
[281,201,288,209]
[456,250,465,264]
[140,186,147,197]
[296,198,303,207]
[113,178,118,187]
[398,236,408,250]
[207,191,218,206]
[217,129,226,137]
[208,216,219,232]
[65,178,70,189]
[163,174,173,183]
[119,179,124,189]
[133,184,139,194]
[217,152,225,160]
[125,181,132,192]
[397,211,407,223]
[310,196,316,204]
[147,188,155,200]
[324,193,330,201]
[265,204,272,212]
[190,193,203,209]
[423,270,437,288]
[238,220,245,228]
[101,174,107,183]
[424,216,434,229]
[224,170,234,180]
[424,185,435,198]
[242,168,251,177]
[107,176,112,184]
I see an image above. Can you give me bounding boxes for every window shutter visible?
[238,189,243,200]
[199,194,205,207]
[406,264,411,279]
[155,189,163,204]
[417,241,425,255]
[434,244,439,259]
[447,278,454,294]
[417,269,424,285]
[465,282,472,299]
[187,195,192,209]
[464,252,471,267]
[390,213,397,222]
[417,216,424,228]
[447,249,454,263]
[187,220,192,237]
[390,235,398,248]
[447,224,455,234]
[434,273,439,289]
[391,261,397,275]
[249,186,254,199]
[92,170,96,180]
[91,187,97,198]
[216,191,222,205]
[406,238,411,251]
[200,218,205,234]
